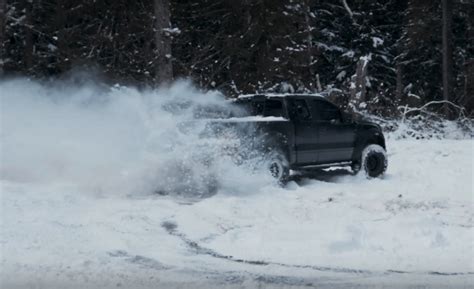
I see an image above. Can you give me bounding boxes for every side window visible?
[314,100,341,122]
[264,99,284,117]
[252,101,265,115]
[291,99,312,121]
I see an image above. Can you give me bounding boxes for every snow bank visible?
[362,113,473,141]
[0,78,273,197]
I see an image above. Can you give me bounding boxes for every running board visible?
[297,161,352,170]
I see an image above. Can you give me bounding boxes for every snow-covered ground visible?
[1,139,473,288]
[1,80,473,288]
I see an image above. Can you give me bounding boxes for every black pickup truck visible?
[217,93,387,183]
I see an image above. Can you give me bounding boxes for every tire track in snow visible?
[161,221,474,277]
[108,250,171,270]
[162,221,371,275]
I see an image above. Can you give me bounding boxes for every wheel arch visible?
[352,130,386,162]
[262,132,290,159]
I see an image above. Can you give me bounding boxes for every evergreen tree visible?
[0,0,472,115]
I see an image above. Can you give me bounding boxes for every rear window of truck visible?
[263,99,284,117]
[235,99,284,117]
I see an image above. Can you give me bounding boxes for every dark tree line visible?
[1,0,473,116]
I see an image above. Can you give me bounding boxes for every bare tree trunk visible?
[350,58,368,111]
[154,0,173,84]
[304,0,315,91]
[55,0,66,72]
[462,3,474,115]
[395,63,404,105]
[0,0,6,76]
[463,59,474,114]
[24,1,34,71]
[442,0,453,117]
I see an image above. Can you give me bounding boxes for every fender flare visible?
[352,130,386,163]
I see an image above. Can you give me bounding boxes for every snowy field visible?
[1,80,473,288]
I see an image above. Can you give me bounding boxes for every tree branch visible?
[341,0,353,18]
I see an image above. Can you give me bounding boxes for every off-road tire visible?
[360,144,387,178]
[266,151,290,185]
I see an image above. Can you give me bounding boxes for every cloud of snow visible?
[0,77,274,197]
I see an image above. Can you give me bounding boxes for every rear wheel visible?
[359,144,387,178]
[266,152,290,185]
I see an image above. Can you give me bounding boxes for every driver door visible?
[312,100,355,163]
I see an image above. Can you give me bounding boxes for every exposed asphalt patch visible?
[161,220,474,278]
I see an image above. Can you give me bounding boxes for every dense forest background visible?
[0,0,473,117]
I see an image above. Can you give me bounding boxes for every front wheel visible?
[359,144,387,178]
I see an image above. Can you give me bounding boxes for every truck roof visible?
[237,93,326,101]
